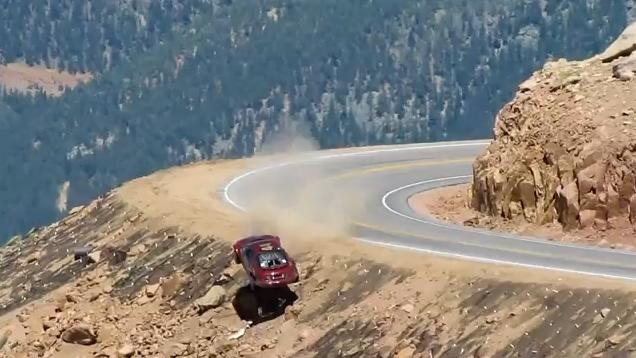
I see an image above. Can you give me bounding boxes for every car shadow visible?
[232,284,299,325]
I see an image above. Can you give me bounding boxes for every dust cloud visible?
[240,120,364,247]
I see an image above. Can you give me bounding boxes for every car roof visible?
[235,235,282,251]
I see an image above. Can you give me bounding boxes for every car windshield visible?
[258,250,287,269]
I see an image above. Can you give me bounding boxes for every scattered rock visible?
[61,325,97,345]
[166,342,188,357]
[343,346,361,356]
[117,343,135,357]
[25,250,43,264]
[194,286,226,313]
[129,244,147,256]
[284,304,302,321]
[607,333,627,346]
[161,275,185,298]
[395,345,416,358]
[298,328,312,342]
[65,292,79,303]
[88,250,102,264]
[400,303,415,314]
[145,284,161,298]
[593,313,604,324]
[228,328,246,340]
[16,313,29,323]
[600,307,611,318]
[101,246,128,265]
[214,265,243,285]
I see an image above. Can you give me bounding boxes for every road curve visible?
[222,140,636,281]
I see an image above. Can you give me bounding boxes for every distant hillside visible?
[0,0,633,240]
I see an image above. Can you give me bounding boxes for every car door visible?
[240,246,255,277]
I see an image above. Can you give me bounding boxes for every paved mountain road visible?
[223,140,636,281]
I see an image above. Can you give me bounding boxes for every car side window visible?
[243,247,253,260]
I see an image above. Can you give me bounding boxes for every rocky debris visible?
[470,25,636,232]
[88,250,102,264]
[600,307,611,318]
[194,286,226,313]
[73,246,93,261]
[228,328,246,340]
[101,246,128,265]
[284,304,302,321]
[166,342,189,357]
[25,249,43,264]
[61,324,97,345]
[145,284,161,298]
[608,333,626,346]
[400,303,414,314]
[161,274,185,299]
[395,345,416,358]
[214,265,242,285]
[117,343,135,357]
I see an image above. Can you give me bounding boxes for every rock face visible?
[471,24,636,231]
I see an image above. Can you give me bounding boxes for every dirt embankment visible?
[470,22,636,234]
[2,156,636,357]
[0,62,92,97]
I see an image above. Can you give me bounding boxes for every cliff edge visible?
[471,22,636,231]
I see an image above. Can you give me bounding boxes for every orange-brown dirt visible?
[0,62,92,97]
[3,151,636,357]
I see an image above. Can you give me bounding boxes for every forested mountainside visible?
[0,0,633,240]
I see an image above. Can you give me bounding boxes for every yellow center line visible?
[301,158,636,269]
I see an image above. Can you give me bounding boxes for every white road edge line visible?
[381,176,636,256]
[352,237,636,282]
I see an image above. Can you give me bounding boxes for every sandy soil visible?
[0,62,92,97]
[3,152,636,357]
[410,184,636,251]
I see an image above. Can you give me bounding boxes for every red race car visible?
[232,235,299,289]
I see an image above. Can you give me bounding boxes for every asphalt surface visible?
[223,140,636,281]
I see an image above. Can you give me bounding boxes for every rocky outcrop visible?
[471,23,636,231]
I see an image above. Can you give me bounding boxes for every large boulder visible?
[194,286,226,313]
[470,24,636,232]
[61,325,97,345]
